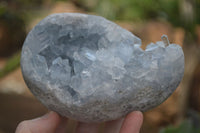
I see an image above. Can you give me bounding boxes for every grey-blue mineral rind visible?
[21,13,184,122]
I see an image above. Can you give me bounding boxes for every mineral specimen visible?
[21,13,184,122]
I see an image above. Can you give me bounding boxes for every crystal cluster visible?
[21,13,184,122]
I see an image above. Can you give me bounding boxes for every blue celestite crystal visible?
[21,13,184,122]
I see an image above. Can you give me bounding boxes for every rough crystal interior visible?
[21,13,184,122]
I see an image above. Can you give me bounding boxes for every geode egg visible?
[21,13,184,122]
